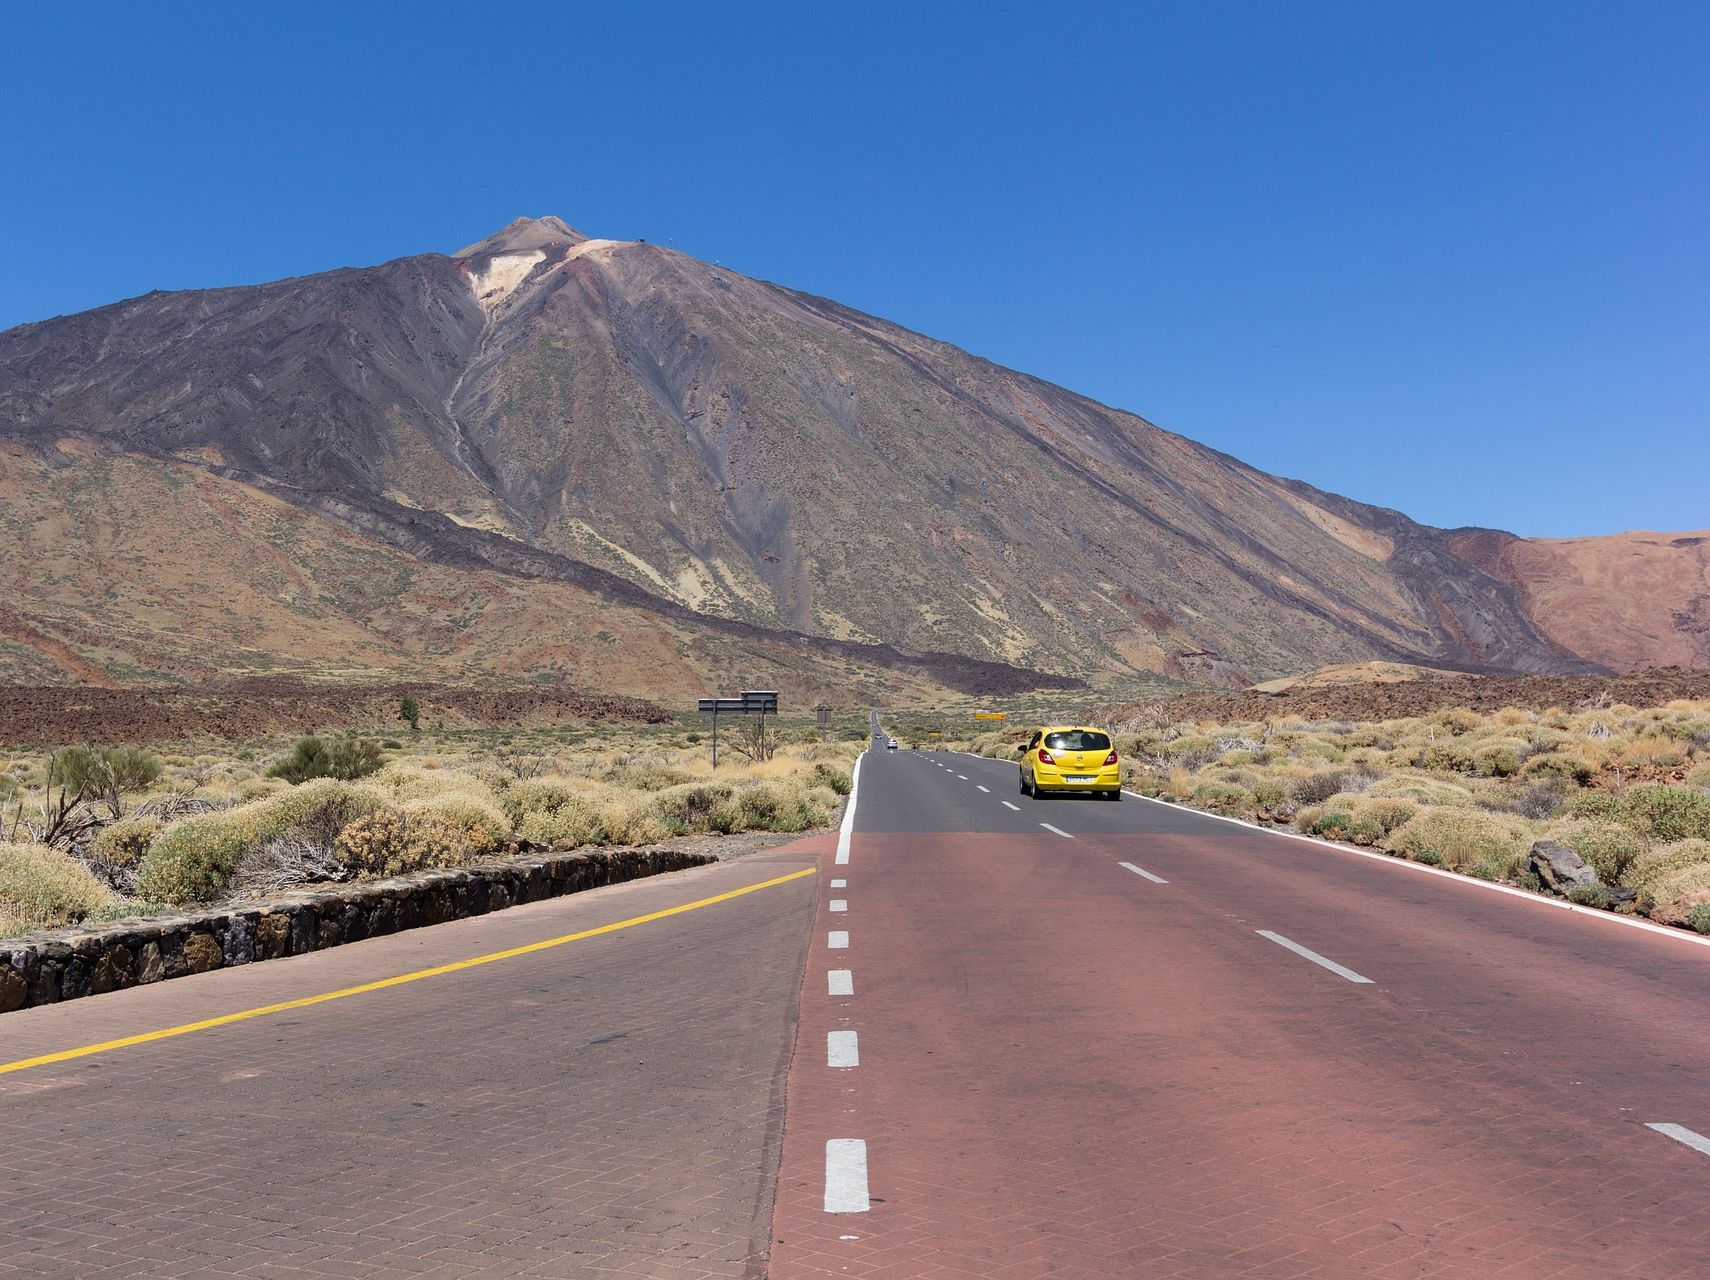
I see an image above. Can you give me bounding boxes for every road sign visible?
[697,690,782,767]
[974,711,1007,721]
[816,703,832,730]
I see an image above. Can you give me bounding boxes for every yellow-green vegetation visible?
[0,842,117,934]
[1,722,857,934]
[950,698,1710,934]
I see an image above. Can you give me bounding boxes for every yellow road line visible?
[1,866,816,1077]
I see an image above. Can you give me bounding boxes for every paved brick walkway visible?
[0,841,824,1279]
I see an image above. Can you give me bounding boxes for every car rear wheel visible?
[1106,790,1123,802]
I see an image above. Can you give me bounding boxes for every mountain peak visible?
[455,215,588,259]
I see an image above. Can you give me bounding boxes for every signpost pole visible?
[712,707,719,770]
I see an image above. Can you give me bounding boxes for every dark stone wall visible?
[0,848,712,1014]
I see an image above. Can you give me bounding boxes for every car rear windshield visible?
[1044,731,1111,752]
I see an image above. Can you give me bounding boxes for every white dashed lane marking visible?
[1119,861,1167,884]
[1649,1123,1710,1158]
[976,785,990,793]
[1040,823,1073,839]
[828,969,854,996]
[830,899,848,913]
[830,879,847,888]
[827,1030,860,1068]
[1256,930,1373,984]
[824,1139,870,1213]
[828,930,849,949]
[1001,801,1021,811]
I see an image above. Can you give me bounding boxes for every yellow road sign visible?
[974,711,1007,721]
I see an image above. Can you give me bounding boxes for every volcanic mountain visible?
[0,215,1703,693]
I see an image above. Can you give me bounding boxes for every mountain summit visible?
[455,215,589,258]
[0,220,1704,689]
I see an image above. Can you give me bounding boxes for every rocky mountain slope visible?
[0,215,1700,690]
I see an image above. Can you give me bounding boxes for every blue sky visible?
[4,1,1704,537]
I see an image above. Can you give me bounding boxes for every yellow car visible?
[1019,726,1123,800]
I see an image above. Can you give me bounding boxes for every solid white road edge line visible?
[1647,1123,1710,1157]
[1001,801,1021,811]
[824,1139,870,1213]
[827,1029,860,1068]
[1257,930,1374,983]
[828,930,849,948]
[828,969,854,996]
[830,899,848,913]
[1040,823,1073,839]
[1119,861,1168,884]
[1123,789,1710,953]
[835,753,864,866]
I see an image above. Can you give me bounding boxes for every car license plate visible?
[1066,774,1095,782]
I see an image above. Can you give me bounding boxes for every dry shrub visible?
[401,794,509,854]
[1355,796,1419,835]
[0,841,116,931]
[1621,839,1710,899]
[89,815,163,873]
[334,809,469,877]
[138,779,379,905]
[1382,807,1533,879]
[1367,776,1475,807]
[1291,769,1351,806]
[504,777,583,823]
[517,804,605,847]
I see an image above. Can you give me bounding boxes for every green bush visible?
[1471,745,1521,778]
[0,842,117,930]
[1622,786,1710,842]
[811,762,854,796]
[267,736,384,784]
[1548,819,1646,884]
[1689,903,1710,935]
[1191,782,1253,817]
[1359,797,1420,835]
[50,745,163,799]
[1566,884,1611,909]
[1249,779,1291,815]
[1567,791,1626,823]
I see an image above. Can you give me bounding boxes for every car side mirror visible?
[1017,745,1027,755]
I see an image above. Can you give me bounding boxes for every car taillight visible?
[1103,751,1119,766]
[1037,748,1054,765]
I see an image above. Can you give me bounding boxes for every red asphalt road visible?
[769,748,1710,1279]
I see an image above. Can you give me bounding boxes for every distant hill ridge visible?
[1,215,1703,690]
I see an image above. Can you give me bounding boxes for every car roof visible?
[1034,724,1108,734]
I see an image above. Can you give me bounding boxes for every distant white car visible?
[886,738,899,750]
